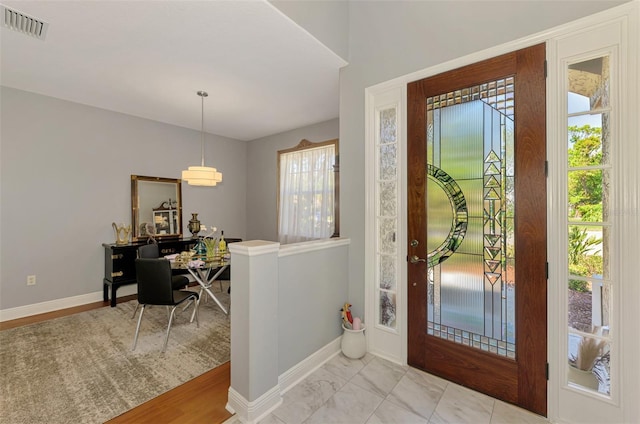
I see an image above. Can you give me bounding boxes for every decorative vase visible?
[341,324,366,359]
[112,222,131,245]
[204,238,218,259]
[194,238,207,258]
[188,213,201,238]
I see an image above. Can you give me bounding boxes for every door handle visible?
[410,255,426,264]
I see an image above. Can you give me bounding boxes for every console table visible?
[102,238,198,307]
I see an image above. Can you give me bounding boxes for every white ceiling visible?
[0,1,347,141]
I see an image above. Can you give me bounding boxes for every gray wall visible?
[0,87,247,310]
[278,241,349,374]
[246,119,339,242]
[338,0,629,318]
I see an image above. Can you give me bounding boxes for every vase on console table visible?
[194,238,207,258]
[188,213,201,238]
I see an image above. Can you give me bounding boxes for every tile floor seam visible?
[347,359,407,424]
[298,378,351,424]
[321,362,364,382]
[365,392,388,424]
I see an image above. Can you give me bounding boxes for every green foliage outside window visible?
[568,125,603,222]
[568,124,603,289]
[568,226,601,292]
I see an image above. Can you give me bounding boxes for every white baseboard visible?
[278,336,342,394]
[0,285,138,322]
[226,385,282,424]
[226,336,342,423]
[368,348,404,367]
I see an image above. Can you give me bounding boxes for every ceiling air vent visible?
[1,5,48,40]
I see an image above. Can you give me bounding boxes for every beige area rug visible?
[0,290,230,424]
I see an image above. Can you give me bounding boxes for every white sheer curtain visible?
[279,144,335,244]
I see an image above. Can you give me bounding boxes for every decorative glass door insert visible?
[377,106,398,329]
[426,79,516,358]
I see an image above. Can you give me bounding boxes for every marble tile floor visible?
[225,353,550,424]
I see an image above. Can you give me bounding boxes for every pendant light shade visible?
[182,91,222,187]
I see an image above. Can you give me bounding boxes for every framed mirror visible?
[131,175,182,241]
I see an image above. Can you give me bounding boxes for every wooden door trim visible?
[513,43,547,416]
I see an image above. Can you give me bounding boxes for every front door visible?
[407,43,547,415]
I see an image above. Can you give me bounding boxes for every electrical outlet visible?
[27,275,36,286]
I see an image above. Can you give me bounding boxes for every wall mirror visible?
[131,175,182,241]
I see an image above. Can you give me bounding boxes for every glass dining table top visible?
[166,253,229,270]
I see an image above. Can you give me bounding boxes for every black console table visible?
[102,238,198,307]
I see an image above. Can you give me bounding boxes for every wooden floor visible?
[0,295,233,424]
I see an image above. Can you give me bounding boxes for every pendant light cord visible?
[200,91,205,167]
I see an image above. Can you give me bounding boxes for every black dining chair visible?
[132,258,199,352]
[131,243,192,318]
[138,243,190,290]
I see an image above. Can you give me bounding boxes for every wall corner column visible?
[226,240,281,423]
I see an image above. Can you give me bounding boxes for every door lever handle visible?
[410,255,426,264]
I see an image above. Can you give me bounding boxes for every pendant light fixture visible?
[182,90,222,186]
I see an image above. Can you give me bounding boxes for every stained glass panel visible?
[426,78,515,358]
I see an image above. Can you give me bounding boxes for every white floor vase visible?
[341,324,366,359]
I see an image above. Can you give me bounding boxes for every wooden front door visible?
[407,43,547,415]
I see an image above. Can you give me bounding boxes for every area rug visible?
[0,292,230,424]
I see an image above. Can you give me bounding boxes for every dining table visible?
[169,254,230,318]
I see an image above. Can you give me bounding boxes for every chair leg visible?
[190,295,200,323]
[131,305,146,351]
[193,296,200,328]
[162,306,178,352]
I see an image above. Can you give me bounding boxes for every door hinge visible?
[546,262,549,279]
[544,60,548,78]
[545,160,549,177]
[546,363,549,380]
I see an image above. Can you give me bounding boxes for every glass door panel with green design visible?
[426,79,516,358]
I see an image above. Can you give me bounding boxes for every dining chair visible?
[132,258,199,352]
[138,243,190,290]
[131,243,191,318]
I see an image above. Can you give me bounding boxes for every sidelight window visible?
[566,55,613,395]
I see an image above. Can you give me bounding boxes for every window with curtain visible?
[278,139,338,244]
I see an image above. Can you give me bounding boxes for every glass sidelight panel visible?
[425,78,516,358]
[376,106,398,330]
[566,55,612,396]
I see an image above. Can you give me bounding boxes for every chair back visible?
[138,243,160,258]
[135,258,175,305]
